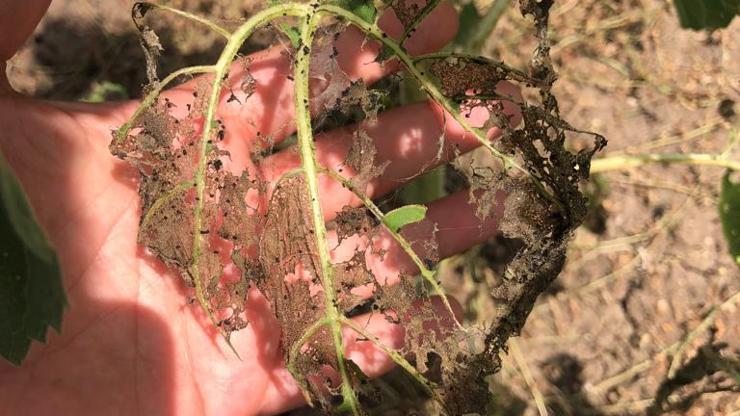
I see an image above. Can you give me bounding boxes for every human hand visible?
[0,2,521,415]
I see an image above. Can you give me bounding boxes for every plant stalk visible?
[591,153,740,173]
[190,3,309,353]
[135,2,231,39]
[321,4,561,210]
[294,10,360,415]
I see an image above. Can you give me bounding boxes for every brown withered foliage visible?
[111,0,605,414]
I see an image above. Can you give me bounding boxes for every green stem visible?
[294,11,360,415]
[288,318,330,370]
[140,181,192,230]
[113,65,216,142]
[190,3,308,347]
[135,2,231,39]
[590,153,740,173]
[401,166,446,204]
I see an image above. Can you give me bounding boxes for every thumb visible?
[0,0,51,61]
[1,0,51,93]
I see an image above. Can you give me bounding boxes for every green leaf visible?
[673,0,740,30]
[453,3,482,47]
[453,0,511,53]
[719,171,740,265]
[0,167,55,262]
[383,204,428,232]
[278,24,302,49]
[374,44,395,63]
[401,166,446,205]
[0,161,66,365]
[82,81,128,103]
[332,0,378,24]
[0,217,32,366]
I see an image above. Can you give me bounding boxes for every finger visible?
[154,1,458,149]
[264,81,522,222]
[0,0,51,62]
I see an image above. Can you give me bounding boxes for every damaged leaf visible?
[110,1,606,413]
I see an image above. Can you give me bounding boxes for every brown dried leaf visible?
[384,0,423,27]
[259,175,323,346]
[345,130,390,190]
[110,1,609,413]
[334,205,375,244]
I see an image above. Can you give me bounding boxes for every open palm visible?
[0,3,521,415]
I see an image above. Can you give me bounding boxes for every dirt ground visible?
[6,0,739,415]
[486,3,740,415]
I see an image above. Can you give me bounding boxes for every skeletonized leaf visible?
[383,204,427,232]
[719,171,740,264]
[111,99,256,341]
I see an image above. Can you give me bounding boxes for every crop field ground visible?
[6,0,739,414]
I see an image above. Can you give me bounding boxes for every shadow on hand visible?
[0,300,175,414]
